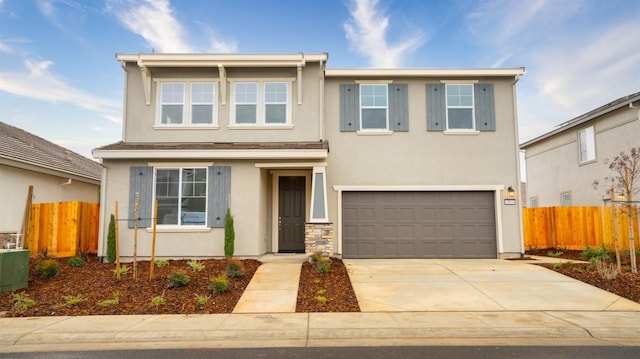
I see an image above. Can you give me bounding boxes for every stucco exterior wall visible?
[122,62,325,143]
[525,106,639,206]
[99,160,267,260]
[323,77,524,255]
[0,164,100,233]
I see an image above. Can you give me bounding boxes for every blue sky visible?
[1,0,639,159]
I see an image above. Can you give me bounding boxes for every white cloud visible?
[108,0,192,52]
[107,0,237,53]
[344,0,425,67]
[0,59,121,122]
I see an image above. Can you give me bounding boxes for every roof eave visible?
[324,67,525,78]
[93,149,329,160]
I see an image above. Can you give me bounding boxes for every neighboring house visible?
[0,122,102,234]
[93,53,525,260]
[521,92,640,207]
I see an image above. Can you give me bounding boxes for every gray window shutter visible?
[128,166,153,228]
[340,84,359,131]
[426,83,445,131]
[208,166,231,228]
[389,84,409,131]
[475,83,495,131]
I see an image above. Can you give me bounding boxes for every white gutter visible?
[93,149,329,160]
[512,73,525,257]
[325,67,526,77]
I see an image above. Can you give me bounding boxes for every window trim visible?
[155,80,217,127]
[230,79,294,127]
[578,126,596,164]
[153,166,209,227]
[359,83,389,132]
[445,83,475,131]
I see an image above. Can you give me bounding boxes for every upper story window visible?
[158,81,216,126]
[578,126,596,163]
[232,81,290,125]
[155,167,207,226]
[446,84,474,130]
[360,84,388,130]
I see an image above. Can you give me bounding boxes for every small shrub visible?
[546,250,563,258]
[581,244,609,261]
[12,292,36,311]
[168,270,190,288]
[107,214,116,263]
[97,292,120,307]
[64,294,85,306]
[596,259,618,280]
[112,265,131,276]
[194,293,210,307]
[552,262,564,270]
[527,245,539,255]
[209,274,228,295]
[186,259,204,272]
[309,251,331,274]
[151,296,166,307]
[155,259,169,268]
[68,256,84,267]
[315,295,327,305]
[573,267,584,274]
[226,258,244,278]
[313,279,321,284]
[36,259,60,279]
[224,208,235,258]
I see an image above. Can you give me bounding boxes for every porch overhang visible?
[92,141,329,160]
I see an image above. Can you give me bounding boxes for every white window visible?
[233,81,290,125]
[360,84,388,130]
[446,84,474,130]
[530,197,539,208]
[158,82,216,126]
[561,192,571,206]
[155,168,207,226]
[578,126,596,163]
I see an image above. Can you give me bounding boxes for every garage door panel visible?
[343,191,497,259]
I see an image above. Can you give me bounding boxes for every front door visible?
[278,176,306,252]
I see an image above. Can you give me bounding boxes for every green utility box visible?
[0,249,30,292]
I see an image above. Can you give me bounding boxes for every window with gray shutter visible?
[389,84,409,131]
[340,84,359,131]
[474,83,496,131]
[128,166,153,228]
[207,166,231,228]
[426,83,445,131]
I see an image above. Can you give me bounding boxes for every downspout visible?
[512,72,526,258]
[96,166,107,262]
[58,178,72,201]
[119,59,128,141]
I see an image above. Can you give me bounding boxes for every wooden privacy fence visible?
[523,206,639,251]
[26,201,100,258]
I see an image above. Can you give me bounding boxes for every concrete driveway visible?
[343,259,640,312]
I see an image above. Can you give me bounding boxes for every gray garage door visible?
[342,191,496,259]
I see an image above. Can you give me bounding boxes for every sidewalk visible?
[2,311,640,352]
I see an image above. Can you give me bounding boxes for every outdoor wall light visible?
[507,186,516,199]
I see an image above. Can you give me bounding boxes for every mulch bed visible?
[0,256,260,317]
[529,248,640,304]
[296,257,360,312]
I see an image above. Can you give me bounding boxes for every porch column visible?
[306,166,333,256]
[309,166,328,222]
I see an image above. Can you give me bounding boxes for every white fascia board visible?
[332,185,505,192]
[325,68,526,78]
[116,53,328,67]
[93,149,328,160]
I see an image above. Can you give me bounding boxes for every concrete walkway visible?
[2,257,640,353]
[233,254,307,313]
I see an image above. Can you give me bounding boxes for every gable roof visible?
[0,122,102,182]
[520,92,640,149]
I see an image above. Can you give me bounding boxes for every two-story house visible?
[93,53,525,260]
[521,92,640,207]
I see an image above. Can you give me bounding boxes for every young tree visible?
[594,146,640,273]
[224,208,235,259]
[107,214,116,263]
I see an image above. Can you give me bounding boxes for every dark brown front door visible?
[278,176,306,252]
